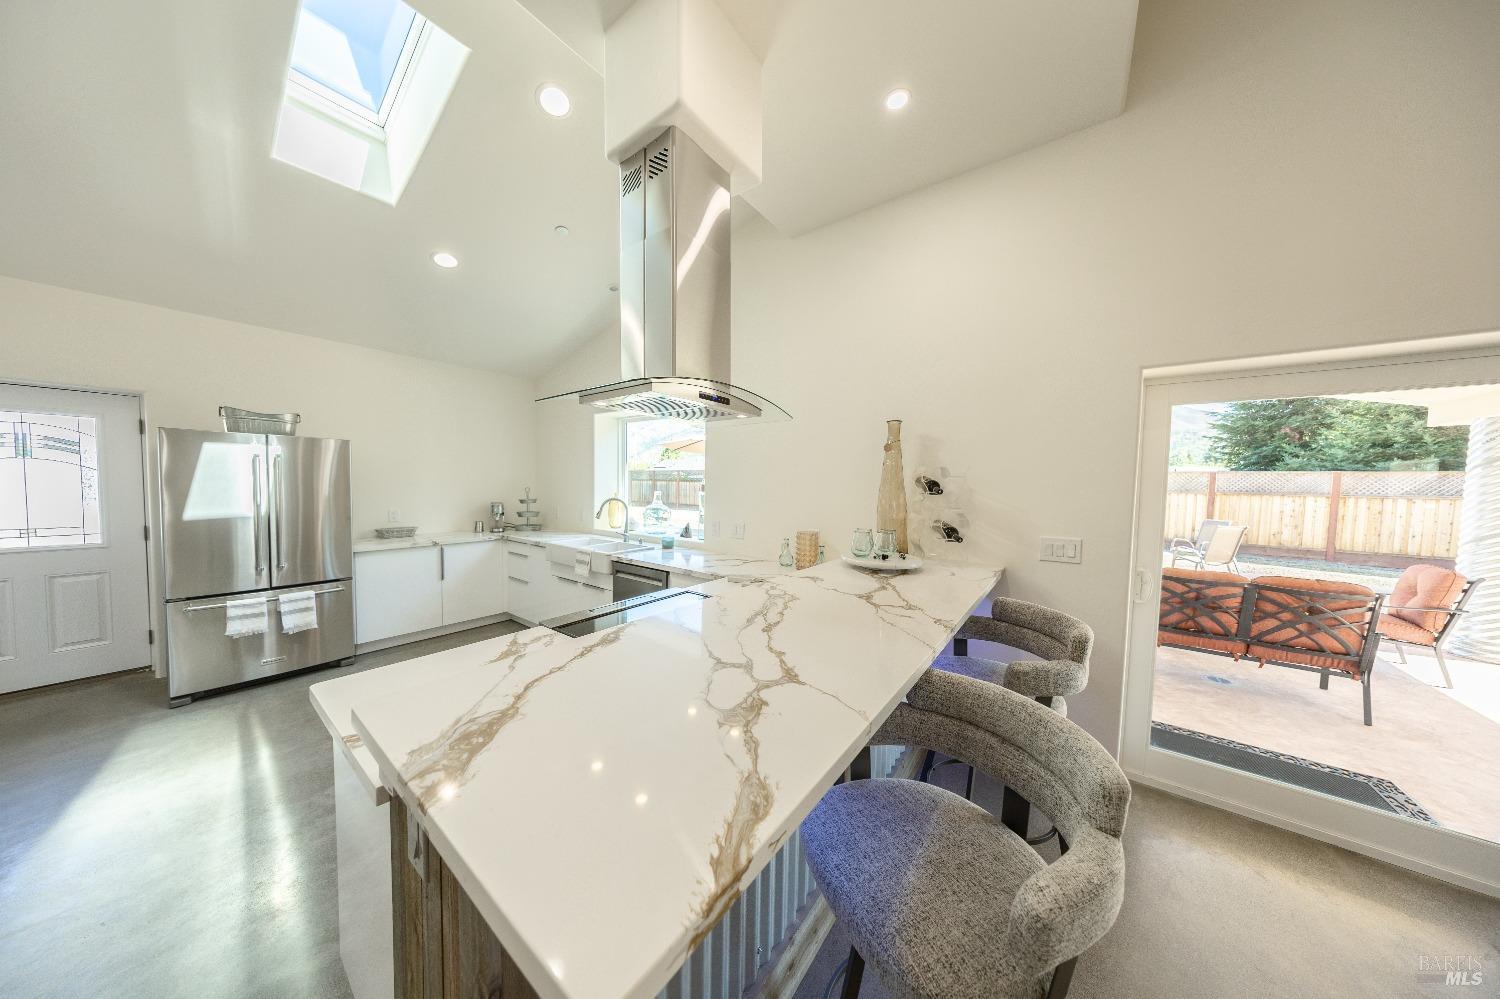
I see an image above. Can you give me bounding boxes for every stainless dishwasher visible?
[612,562,670,601]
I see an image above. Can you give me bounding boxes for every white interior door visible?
[1122,345,1500,897]
[0,384,151,693]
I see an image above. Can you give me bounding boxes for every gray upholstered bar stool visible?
[802,671,1130,999]
[922,597,1093,808]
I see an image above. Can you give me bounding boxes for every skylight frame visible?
[286,13,428,131]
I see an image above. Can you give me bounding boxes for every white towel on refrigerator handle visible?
[224,596,268,638]
[574,552,592,578]
[278,590,319,634]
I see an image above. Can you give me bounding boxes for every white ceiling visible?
[0,0,1138,375]
[0,0,621,375]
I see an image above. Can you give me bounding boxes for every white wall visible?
[1,275,537,669]
[534,0,1500,750]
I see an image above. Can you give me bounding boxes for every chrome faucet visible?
[595,497,631,542]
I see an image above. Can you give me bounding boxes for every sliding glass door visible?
[1122,346,1500,896]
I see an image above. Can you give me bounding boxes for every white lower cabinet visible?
[354,546,443,645]
[440,541,506,625]
[543,573,611,621]
[503,541,543,623]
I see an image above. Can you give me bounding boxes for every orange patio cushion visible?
[1377,614,1438,646]
[1158,630,1248,657]
[1246,643,1364,678]
[1160,568,1249,637]
[1388,564,1467,634]
[1247,575,1376,658]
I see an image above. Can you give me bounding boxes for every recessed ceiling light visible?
[431,251,458,268]
[554,225,570,235]
[884,88,911,111]
[537,84,571,118]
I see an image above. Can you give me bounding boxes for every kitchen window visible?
[619,417,706,539]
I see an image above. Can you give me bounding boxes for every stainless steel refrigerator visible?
[158,428,354,704]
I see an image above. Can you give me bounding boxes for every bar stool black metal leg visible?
[964,763,975,801]
[1045,956,1077,998]
[840,947,865,999]
[1000,785,1031,840]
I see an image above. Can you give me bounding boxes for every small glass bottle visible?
[816,544,827,564]
[642,490,671,533]
[779,538,794,567]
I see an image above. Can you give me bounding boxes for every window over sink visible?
[617,416,705,540]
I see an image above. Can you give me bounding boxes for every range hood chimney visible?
[540,127,787,423]
[537,0,783,422]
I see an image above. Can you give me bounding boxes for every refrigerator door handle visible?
[273,453,286,571]
[251,453,265,575]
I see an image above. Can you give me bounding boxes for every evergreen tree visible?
[1205,398,1467,471]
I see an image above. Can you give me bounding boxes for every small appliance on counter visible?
[158,423,354,706]
[489,501,506,533]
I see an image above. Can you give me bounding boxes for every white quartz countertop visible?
[341,555,1001,999]
[499,530,789,581]
[354,530,505,553]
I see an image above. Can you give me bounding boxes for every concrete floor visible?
[0,622,521,999]
[1152,644,1500,841]
[795,765,1500,999]
[3,623,1498,999]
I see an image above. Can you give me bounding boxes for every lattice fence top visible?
[1338,471,1465,497]
[1167,471,1210,493]
[1166,469,1466,497]
[1217,471,1333,495]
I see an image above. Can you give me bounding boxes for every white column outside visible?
[1450,415,1500,660]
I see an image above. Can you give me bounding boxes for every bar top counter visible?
[325,552,1002,999]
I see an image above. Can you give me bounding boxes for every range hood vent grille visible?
[646,146,670,178]
[621,165,643,196]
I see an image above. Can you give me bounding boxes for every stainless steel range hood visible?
[537,127,788,423]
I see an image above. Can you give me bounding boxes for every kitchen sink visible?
[585,540,653,555]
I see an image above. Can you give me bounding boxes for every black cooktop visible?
[540,588,709,638]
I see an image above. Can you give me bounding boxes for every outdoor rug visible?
[1149,721,1437,824]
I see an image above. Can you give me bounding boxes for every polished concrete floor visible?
[0,622,521,999]
[795,765,1500,999]
[4,624,1498,999]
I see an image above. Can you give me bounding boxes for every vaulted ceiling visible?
[0,0,1137,375]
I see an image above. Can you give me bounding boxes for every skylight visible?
[273,0,469,204]
[289,0,423,126]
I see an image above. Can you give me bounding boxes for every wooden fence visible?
[1165,470,1464,565]
[628,469,704,510]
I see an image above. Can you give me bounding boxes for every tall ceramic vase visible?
[876,419,909,554]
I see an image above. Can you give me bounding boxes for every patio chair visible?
[1376,565,1483,690]
[1168,518,1232,568]
[1172,523,1247,573]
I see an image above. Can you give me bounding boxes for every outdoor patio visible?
[1151,642,1500,844]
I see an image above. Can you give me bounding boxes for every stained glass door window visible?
[0,411,102,549]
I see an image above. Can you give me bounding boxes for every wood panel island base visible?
[337,555,1001,999]
[390,795,541,999]
[387,745,922,999]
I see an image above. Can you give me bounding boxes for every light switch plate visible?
[1041,536,1082,564]
[733,523,746,540]
[387,509,401,523]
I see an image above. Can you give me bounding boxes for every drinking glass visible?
[851,528,874,558]
[874,529,898,559]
